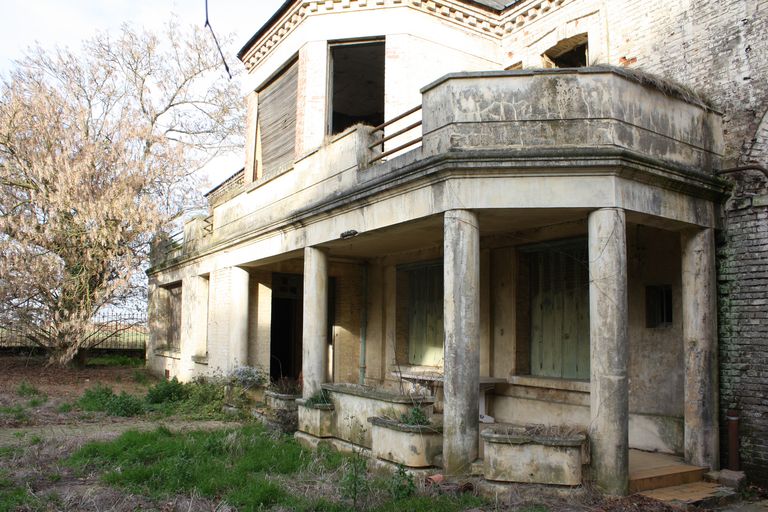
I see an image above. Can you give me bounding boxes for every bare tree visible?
[0,22,243,364]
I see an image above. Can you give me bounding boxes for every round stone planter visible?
[297,399,335,438]
[266,390,302,411]
[367,416,443,468]
[481,426,587,486]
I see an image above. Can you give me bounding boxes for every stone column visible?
[443,209,480,474]
[227,267,250,370]
[302,246,328,398]
[681,228,719,470]
[588,208,629,495]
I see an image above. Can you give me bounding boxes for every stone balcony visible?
[150,67,724,269]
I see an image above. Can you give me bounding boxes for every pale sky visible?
[1,0,286,188]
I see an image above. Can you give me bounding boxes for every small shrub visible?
[229,366,268,389]
[132,369,150,385]
[56,403,73,413]
[387,465,416,500]
[399,407,429,426]
[16,381,41,397]
[305,389,332,407]
[28,396,48,408]
[87,355,144,367]
[146,377,188,404]
[340,450,369,509]
[105,392,144,417]
[78,384,115,411]
[178,379,226,417]
[269,377,302,395]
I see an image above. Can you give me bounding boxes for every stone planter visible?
[297,399,335,438]
[368,417,443,468]
[266,390,301,411]
[224,385,267,407]
[245,387,266,403]
[481,425,587,486]
[322,383,435,448]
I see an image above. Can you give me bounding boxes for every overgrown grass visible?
[75,377,229,420]
[16,381,42,397]
[67,425,489,511]
[86,355,145,367]
[77,384,145,417]
[0,470,35,512]
[68,425,316,509]
[0,405,30,423]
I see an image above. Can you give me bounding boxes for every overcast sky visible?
[1,0,285,73]
[1,0,285,187]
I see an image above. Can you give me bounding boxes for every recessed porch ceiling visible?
[319,208,593,259]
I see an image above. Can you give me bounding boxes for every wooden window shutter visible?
[258,59,298,179]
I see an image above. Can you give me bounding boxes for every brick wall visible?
[504,0,768,482]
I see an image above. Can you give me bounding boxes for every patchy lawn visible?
[0,355,759,511]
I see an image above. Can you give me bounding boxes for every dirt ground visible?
[0,354,765,512]
[0,354,242,511]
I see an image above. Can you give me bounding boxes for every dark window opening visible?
[646,285,673,328]
[329,41,385,135]
[543,34,589,68]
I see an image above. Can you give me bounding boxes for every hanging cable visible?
[204,0,232,79]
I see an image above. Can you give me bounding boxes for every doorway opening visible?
[270,273,303,381]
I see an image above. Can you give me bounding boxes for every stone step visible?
[629,463,708,493]
[639,481,737,508]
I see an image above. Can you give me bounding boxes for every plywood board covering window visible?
[406,262,444,366]
[258,59,298,179]
[526,240,589,380]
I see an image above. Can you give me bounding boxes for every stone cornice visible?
[147,147,727,276]
[239,0,571,72]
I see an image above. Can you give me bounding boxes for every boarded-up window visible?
[258,59,298,179]
[526,240,589,380]
[407,262,444,366]
[166,284,182,352]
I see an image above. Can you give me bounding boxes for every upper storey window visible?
[329,40,385,135]
[542,33,588,68]
[258,58,298,179]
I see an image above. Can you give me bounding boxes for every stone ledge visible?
[153,347,181,359]
[507,375,590,393]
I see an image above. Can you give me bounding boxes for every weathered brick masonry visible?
[628,0,768,485]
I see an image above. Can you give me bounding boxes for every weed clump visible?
[145,377,188,404]
[77,384,115,411]
[305,389,332,407]
[106,392,145,417]
[16,381,42,397]
[269,377,302,395]
[77,384,144,417]
[399,407,430,426]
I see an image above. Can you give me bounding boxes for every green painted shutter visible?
[528,241,589,380]
[408,264,444,366]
